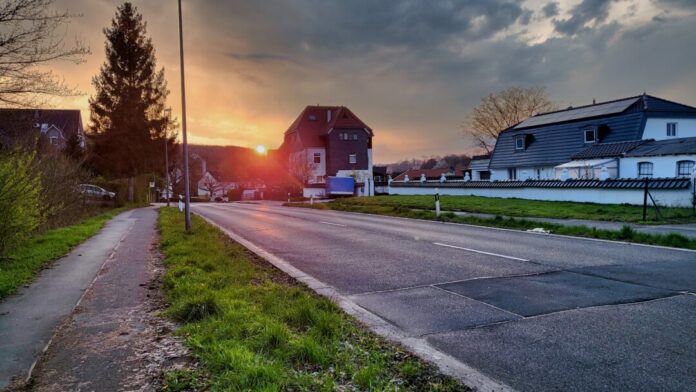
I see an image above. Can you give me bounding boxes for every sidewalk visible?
[0,207,189,391]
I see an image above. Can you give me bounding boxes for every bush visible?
[33,151,87,229]
[0,150,43,256]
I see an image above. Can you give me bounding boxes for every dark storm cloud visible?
[542,2,560,18]
[553,0,614,36]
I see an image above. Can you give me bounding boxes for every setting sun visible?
[255,144,267,155]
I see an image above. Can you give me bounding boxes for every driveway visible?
[192,202,696,392]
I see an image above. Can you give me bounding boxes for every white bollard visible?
[310,195,314,205]
[435,192,441,217]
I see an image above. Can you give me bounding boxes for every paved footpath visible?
[0,208,187,391]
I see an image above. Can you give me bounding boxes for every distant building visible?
[487,94,696,181]
[0,108,85,150]
[392,166,465,182]
[280,105,374,197]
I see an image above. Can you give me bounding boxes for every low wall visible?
[389,180,695,207]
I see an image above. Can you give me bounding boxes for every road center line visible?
[433,242,529,262]
[319,221,347,227]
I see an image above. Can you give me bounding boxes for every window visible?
[349,153,357,164]
[666,122,678,137]
[638,162,653,178]
[352,134,358,140]
[49,136,58,145]
[315,175,325,183]
[508,168,517,180]
[584,129,597,143]
[515,137,525,150]
[313,153,321,164]
[308,114,317,121]
[677,160,694,177]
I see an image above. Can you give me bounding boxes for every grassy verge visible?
[333,195,696,224]
[158,208,468,391]
[287,202,696,250]
[0,207,127,299]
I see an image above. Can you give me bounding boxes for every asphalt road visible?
[192,202,696,392]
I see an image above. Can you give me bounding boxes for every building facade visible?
[281,105,374,197]
[0,108,85,150]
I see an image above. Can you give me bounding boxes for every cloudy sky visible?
[50,0,696,163]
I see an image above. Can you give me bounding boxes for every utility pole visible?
[178,0,191,231]
[164,108,171,207]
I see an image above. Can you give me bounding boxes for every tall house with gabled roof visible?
[281,105,374,197]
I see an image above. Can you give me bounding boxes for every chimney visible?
[327,109,332,123]
[642,91,648,110]
[201,158,207,174]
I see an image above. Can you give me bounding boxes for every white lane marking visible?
[319,221,347,227]
[433,242,529,262]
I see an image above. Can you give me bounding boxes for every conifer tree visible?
[88,2,175,201]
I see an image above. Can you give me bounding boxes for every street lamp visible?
[178,0,191,231]
[164,108,172,207]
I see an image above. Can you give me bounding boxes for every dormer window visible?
[666,122,677,137]
[515,136,525,150]
[584,128,597,143]
[308,115,317,121]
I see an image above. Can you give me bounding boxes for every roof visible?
[393,167,464,181]
[283,105,373,149]
[469,158,490,171]
[571,140,649,159]
[489,94,696,170]
[390,178,690,190]
[624,137,696,157]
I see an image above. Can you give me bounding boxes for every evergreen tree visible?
[63,132,84,161]
[88,2,175,201]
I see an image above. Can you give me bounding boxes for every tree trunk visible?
[128,177,134,202]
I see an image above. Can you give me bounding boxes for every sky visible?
[49,0,696,163]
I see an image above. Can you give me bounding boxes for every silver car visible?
[78,184,116,201]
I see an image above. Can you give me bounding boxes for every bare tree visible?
[200,174,222,200]
[0,0,89,107]
[464,86,558,152]
[288,151,316,191]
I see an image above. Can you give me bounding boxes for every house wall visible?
[388,184,693,207]
[620,155,696,178]
[305,148,326,183]
[303,186,326,198]
[490,166,555,181]
[325,128,371,176]
[642,118,696,140]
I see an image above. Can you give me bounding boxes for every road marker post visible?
[435,189,441,217]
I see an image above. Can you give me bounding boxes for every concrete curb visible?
[197,213,515,392]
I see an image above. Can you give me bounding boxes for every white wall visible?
[304,148,326,183]
[620,155,696,178]
[303,187,326,198]
[642,118,696,140]
[389,184,693,207]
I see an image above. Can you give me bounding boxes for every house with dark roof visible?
[280,105,374,197]
[487,94,696,181]
[0,108,85,150]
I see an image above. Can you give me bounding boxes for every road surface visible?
[192,202,696,392]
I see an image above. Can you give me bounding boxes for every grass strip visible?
[157,208,468,391]
[331,195,696,224]
[0,207,127,299]
[287,202,696,250]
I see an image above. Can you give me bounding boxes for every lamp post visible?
[164,108,171,207]
[178,0,191,231]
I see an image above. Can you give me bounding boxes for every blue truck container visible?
[326,176,355,196]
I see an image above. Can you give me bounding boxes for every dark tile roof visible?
[0,108,83,141]
[469,158,490,171]
[624,137,696,157]
[281,106,372,149]
[571,140,649,159]
[390,178,690,190]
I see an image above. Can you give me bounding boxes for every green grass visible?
[158,208,468,391]
[330,195,696,224]
[287,202,696,250]
[0,207,127,299]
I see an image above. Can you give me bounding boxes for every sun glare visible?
[255,144,267,155]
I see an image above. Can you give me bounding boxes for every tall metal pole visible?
[178,0,191,231]
[164,128,170,207]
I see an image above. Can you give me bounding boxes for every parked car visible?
[78,184,116,201]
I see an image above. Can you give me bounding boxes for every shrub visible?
[0,150,43,256]
[227,187,243,201]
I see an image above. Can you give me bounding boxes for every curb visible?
[196,213,515,392]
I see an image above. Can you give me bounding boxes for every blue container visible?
[326,176,355,196]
